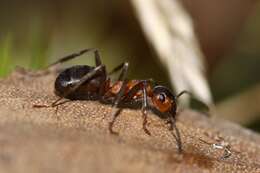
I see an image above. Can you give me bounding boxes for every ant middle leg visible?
[98,62,129,99]
[109,108,122,135]
[108,62,129,134]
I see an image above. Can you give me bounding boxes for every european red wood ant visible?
[33,48,192,153]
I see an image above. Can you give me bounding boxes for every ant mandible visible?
[33,48,190,153]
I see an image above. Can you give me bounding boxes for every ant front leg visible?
[167,116,183,153]
[109,62,129,135]
[121,80,153,136]
[141,81,151,136]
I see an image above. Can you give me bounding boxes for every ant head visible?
[151,86,177,115]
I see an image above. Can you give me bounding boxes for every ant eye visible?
[152,92,172,113]
[158,93,166,103]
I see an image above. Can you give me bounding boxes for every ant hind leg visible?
[33,97,71,110]
[48,48,102,68]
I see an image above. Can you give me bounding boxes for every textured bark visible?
[0,68,259,173]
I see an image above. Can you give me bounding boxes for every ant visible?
[33,48,190,153]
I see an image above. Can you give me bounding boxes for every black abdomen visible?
[54,65,104,100]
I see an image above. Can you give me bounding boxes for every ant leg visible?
[109,108,122,135]
[93,50,102,66]
[47,48,102,68]
[33,97,71,115]
[119,80,152,135]
[168,116,182,153]
[117,62,129,81]
[109,62,129,134]
[33,97,63,108]
[101,62,129,99]
[108,62,125,76]
[141,81,151,135]
[99,62,126,98]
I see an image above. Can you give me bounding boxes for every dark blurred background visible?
[0,0,259,131]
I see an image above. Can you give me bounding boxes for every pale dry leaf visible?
[131,0,212,105]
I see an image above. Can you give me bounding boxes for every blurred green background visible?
[0,1,259,131]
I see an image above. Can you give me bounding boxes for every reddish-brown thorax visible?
[105,80,152,99]
[104,80,174,113]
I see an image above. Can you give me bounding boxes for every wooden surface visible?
[0,68,259,173]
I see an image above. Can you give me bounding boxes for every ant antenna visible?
[176,90,210,115]
[176,90,191,99]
